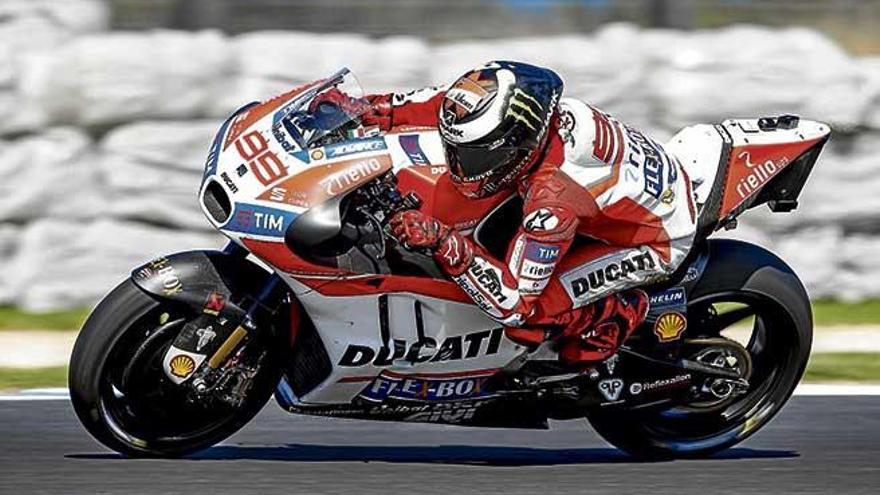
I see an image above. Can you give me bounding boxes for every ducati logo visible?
[564,250,657,302]
[338,327,504,367]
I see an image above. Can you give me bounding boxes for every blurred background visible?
[1,0,880,384]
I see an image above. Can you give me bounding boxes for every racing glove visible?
[389,210,473,275]
[310,89,393,130]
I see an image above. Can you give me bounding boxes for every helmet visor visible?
[445,142,521,181]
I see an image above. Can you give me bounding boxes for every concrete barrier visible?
[1,1,879,309]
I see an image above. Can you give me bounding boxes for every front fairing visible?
[198,70,447,277]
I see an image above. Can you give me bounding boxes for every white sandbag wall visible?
[1,1,880,310]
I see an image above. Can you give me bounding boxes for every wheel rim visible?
[97,306,243,452]
[635,290,808,452]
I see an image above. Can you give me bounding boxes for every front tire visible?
[69,279,283,457]
[587,240,813,459]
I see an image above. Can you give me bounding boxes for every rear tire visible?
[587,240,812,459]
[69,279,282,457]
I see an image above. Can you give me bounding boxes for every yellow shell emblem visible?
[169,354,196,378]
[654,312,687,342]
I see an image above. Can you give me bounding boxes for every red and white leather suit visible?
[373,88,697,363]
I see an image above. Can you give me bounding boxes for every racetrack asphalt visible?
[1,397,878,494]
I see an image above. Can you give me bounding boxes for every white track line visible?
[794,384,880,396]
[3,384,880,401]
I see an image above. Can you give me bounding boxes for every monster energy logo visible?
[506,88,543,131]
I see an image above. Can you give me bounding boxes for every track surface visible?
[1,397,878,494]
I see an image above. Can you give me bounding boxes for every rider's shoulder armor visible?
[555,98,620,193]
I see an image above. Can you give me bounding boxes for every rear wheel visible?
[69,280,283,457]
[587,240,812,459]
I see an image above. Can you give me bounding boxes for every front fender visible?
[131,250,275,316]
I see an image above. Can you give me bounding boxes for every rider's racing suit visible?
[369,87,697,364]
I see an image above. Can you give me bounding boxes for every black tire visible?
[69,279,282,457]
[587,239,812,459]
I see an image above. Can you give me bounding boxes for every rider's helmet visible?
[439,61,563,198]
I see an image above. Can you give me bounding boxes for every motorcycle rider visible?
[330,61,697,368]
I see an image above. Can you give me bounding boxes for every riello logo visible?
[735,150,789,199]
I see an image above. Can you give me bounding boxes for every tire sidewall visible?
[69,279,281,457]
[587,239,813,459]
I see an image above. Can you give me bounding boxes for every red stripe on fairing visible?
[296,275,474,303]
[336,367,501,383]
[240,238,474,302]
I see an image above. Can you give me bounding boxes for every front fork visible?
[163,242,287,397]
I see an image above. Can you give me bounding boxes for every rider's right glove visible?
[388,210,474,275]
[310,88,393,130]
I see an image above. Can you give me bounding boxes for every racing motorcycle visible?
[69,69,830,459]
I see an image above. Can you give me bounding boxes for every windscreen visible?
[271,68,369,150]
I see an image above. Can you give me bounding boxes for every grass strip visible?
[0,307,90,331]
[812,300,880,326]
[0,300,880,331]
[0,366,67,391]
[804,352,880,383]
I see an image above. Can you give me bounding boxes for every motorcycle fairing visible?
[277,276,527,405]
[718,117,829,217]
[201,108,450,277]
[275,377,549,429]
[669,116,829,236]
[194,72,826,430]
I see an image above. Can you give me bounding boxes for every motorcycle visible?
[69,68,830,459]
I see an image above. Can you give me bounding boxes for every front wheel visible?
[587,240,813,459]
[69,280,283,457]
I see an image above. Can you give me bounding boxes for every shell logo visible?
[169,354,196,378]
[654,312,687,342]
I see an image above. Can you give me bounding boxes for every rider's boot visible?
[503,289,649,369]
[557,289,648,368]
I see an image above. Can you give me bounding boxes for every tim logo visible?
[226,203,297,238]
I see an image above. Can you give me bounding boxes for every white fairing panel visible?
[283,277,527,404]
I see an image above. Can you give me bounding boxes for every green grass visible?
[0,307,90,331]
[804,353,880,383]
[812,300,880,327]
[0,367,67,391]
[0,300,878,331]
